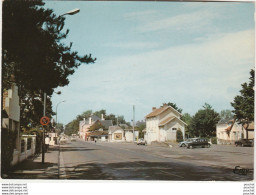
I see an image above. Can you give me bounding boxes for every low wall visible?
[11,135,36,166]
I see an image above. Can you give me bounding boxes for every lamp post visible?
[42,8,80,164]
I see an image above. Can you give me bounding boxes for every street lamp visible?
[60,8,80,16]
[56,100,66,126]
[42,8,79,164]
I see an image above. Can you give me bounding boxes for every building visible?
[2,83,36,166]
[216,119,254,145]
[144,104,186,144]
[108,126,125,142]
[79,114,113,141]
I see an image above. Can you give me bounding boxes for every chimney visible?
[152,107,156,111]
[163,103,168,107]
[89,117,92,125]
[101,114,105,121]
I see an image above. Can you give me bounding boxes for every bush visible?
[211,137,217,144]
[176,129,183,142]
[1,128,17,175]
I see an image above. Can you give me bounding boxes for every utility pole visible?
[42,92,46,163]
[133,105,135,142]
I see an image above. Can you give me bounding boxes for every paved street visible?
[58,139,253,180]
[5,139,253,181]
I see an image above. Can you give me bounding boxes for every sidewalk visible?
[3,145,60,179]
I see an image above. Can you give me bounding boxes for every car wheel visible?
[241,144,244,147]
[189,145,193,149]
[181,143,186,147]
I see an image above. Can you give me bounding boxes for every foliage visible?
[2,0,96,128]
[65,109,129,135]
[219,109,234,120]
[181,113,192,138]
[176,129,183,142]
[163,102,183,113]
[135,123,146,138]
[211,137,217,144]
[1,128,18,175]
[25,128,43,154]
[189,103,220,137]
[231,69,254,128]
[89,121,105,131]
[55,123,64,134]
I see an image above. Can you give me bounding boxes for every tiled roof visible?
[145,107,169,118]
[158,116,175,127]
[100,120,113,129]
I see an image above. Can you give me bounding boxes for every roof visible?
[158,116,187,127]
[145,106,168,118]
[218,118,234,124]
[89,131,108,137]
[158,116,175,126]
[91,115,100,121]
[145,105,182,119]
[108,126,123,133]
[100,120,113,129]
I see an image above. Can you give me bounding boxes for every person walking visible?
[45,136,50,152]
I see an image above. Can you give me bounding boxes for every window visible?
[21,139,25,153]
[27,138,32,150]
[172,128,177,131]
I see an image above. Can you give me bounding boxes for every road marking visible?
[59,145,67,179]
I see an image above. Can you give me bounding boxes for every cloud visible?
[136,10,219,33]
[124,10,157,19]
[104,41,160,50]
[54,29,254,124]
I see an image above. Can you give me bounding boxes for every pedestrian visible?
[45,136,50,152]
[95,139,97,144]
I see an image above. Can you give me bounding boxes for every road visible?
[58,139,254,180]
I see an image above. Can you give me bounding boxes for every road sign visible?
[40,116,50,126]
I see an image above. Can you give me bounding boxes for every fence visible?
[11,135,37,166]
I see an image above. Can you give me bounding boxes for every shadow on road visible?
[60,161,254,181]
[3,159,58,179]
[60,147,98,152]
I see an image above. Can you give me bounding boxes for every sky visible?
[44,1,255,125]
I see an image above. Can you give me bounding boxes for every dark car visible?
[187,138,211,149]
[235,139,254,147]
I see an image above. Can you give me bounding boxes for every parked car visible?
[179,138,198,147]
[59,137,67,144]
[137,138,146,145]
[235,139,254,147]
[71,135,76,142]
[187,138,211,149]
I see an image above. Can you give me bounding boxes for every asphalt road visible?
[59,139,254,181]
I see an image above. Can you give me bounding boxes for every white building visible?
[144,104,186,144]
[108,126,125,142]
[216,119,254,144]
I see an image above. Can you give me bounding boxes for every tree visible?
[176,129,183,142]
[2,0,96,128]
[231,69,254,135]
[163,102,182,113]
[182,113,192,138]
[219,109,234,120]
[190,103,220,137]
[89,121,105,131]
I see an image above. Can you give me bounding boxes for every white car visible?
[59,137,67,144]
[71,136,76,142]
